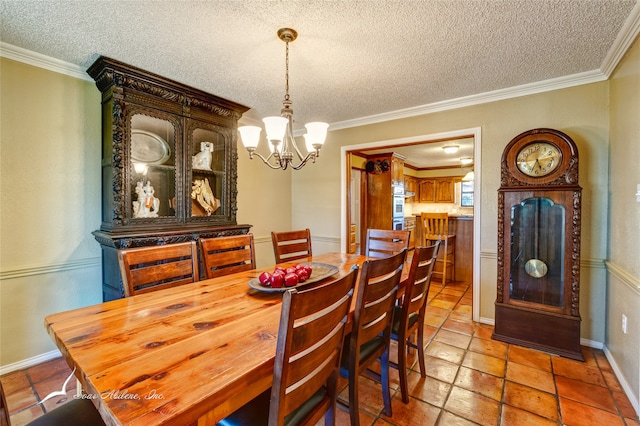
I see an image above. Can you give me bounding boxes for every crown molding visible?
[600,1,640,78]
[328,69,607,131]
[0,42,92,82]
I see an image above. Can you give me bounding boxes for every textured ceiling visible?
[1,1,638,168]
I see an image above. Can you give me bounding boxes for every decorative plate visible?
[131,130,171,165]
[248,262,340,293]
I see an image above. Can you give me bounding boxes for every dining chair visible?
[0,380,105,426]
[338,249,406,425]
[217,267,359,426]
[118,241,199,297]
[391,242,440,403]
[420,212,455,285]
[271,229,313,263]
[199,234,256,279]
[364,228,410,258]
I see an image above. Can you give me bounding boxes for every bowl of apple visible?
[248,262,339,293]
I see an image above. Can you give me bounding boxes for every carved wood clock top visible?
[501,128,579,188]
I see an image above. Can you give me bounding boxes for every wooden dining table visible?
[45,252,406,426]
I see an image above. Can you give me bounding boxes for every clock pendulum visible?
[524,198,548,279]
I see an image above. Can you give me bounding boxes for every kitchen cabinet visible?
[418,178,455,203]
[88,56,252,301]
[391,155,405,187]
[404,175,418,203]
[419,179,436,202]
[435,178,455,203]
[365,153,405,231]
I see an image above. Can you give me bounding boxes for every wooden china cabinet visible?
[88,57,252,301]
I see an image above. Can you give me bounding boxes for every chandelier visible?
[238,28,328,170]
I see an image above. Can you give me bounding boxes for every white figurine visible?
[192,141,213,170]
[133,181,160,218]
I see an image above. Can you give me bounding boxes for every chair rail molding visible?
[0,257,101,280]
[605,260,640,296]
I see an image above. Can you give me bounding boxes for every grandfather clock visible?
[493,128,583,360]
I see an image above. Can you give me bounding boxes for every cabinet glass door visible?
[189,126,227,217]
[130,114,177,219]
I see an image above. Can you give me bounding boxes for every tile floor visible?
[2,280,639,425]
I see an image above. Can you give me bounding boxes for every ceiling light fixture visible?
[460,157,473,165]
[238,28,328,170]
[443,145,459,154]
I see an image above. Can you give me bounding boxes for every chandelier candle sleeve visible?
[238,28,328,170]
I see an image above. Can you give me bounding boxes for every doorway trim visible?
[340,127,482,322]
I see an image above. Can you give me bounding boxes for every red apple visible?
[259,271,272,285]
[270,273,284,288]
[296,269,309,282]
[284,273,299,287]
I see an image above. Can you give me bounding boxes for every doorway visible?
[340,127,482,322]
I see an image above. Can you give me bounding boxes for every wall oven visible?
[393,218,404,231]
[393,185,405,219]
[393,195,404,218]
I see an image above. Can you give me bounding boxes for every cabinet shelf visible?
[192,169,224,176]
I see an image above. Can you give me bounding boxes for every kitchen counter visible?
[411,213,473,218]
[413,213,474,283]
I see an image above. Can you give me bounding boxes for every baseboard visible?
[479,316,495,326]
[580,338,604,349]
[604,345,640,419]
[0,349,61,376]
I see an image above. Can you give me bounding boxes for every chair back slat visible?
[401,243,440,326]
[365,229,410,258]
[118,241,199,297]
[270,267,358,425]
[271,229,312,263]
[351,249,405,360]
[200,235,256,279]
[422,212,450,239]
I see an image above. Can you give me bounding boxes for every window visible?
[461,180,474,207]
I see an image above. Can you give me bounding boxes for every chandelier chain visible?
[284,40,290,102]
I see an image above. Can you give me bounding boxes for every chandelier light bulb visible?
[238,126,261,149]
[304,122,329,148]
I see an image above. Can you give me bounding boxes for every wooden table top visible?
[44,252,372,426]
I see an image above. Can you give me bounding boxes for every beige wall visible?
[608,34,640,411]
[0,58,103,364]
[235,129,292,267]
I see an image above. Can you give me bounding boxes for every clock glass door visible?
[510,197,565,308]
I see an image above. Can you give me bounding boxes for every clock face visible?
[516,142,561,177]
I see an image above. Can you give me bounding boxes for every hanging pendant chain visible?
[284,41,290,102]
